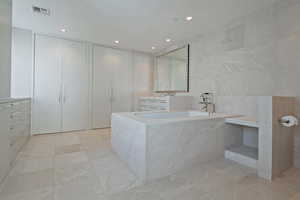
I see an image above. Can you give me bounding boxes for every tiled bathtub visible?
[111,111,242,182]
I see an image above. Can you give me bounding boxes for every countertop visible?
[225,116,259,128]
[0,97,31,104]
[112,111,241,125]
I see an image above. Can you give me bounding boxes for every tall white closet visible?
[33,35,89,134]
[92,45,133,128]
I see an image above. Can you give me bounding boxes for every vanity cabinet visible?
[0,103,11,183]
[9,100,31,160]
[0,99,31,183]
[138,96,193,112]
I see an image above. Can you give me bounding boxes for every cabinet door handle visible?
[63,85,66,103]
[58,83,62,103]
[58,94,62,103]
[110,88,115,102]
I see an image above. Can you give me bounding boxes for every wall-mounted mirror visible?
[154,45,189,93]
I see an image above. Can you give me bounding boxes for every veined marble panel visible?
[111,113,242,182]
[111,114,146,180]
[146,119,242,181]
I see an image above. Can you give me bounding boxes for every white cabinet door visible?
[92,46,113,128]
[92,46,132,128]
[111,49,133,113]
[34,35,89,134]
[33,35,62,134]
[61,40,89,132]
[0,104,12,183]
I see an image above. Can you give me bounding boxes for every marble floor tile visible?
[1,129,300,200]
[54,151,89,169]
[0,169,53,197]
[80,134,110,150]
[0,187,53,200]
[92,155,141,195]
[84,139,113,160]
[27,134,57,146]
[82,128,111,137]
[290,193,300,200]
[10,157,53,176]
[54,162,98,186]
[54,179,105,200]
[108,189,163,200]
[55,144,82,155]
[55,132,80,147]
[164,187,212,200]
[19,142,55,158]
[85,147,114,160]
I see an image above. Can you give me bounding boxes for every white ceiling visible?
[13,0,278,53]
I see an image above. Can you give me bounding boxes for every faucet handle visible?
[200,92,214,104]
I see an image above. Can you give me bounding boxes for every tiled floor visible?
[0,129,300,200]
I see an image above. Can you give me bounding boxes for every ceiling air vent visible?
[32,6,50,16]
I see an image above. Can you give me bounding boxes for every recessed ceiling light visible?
[60,28,67,33]
[114,40,120,44]
[165,38,171,42]
[151,46,156,50]
[186,16,193,21]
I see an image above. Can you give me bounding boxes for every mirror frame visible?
[154,44,190,93]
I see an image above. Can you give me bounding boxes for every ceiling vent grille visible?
[32,6,50,16]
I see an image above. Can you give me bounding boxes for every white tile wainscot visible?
[111,112,242,182]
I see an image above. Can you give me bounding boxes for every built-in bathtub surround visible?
[114,96,296,181]
[111,112,242,182]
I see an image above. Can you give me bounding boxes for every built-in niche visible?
[224,96,296,180]
[225,117,259,169]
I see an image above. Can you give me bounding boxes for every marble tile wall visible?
[186,0,300,167]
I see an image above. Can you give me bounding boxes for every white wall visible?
[0,0,12,98]
[11,28,32,98]
[186,0,300,167]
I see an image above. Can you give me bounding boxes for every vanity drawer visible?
[139,105,169,112]
[0,99,31,182]
[139,97,171,112]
